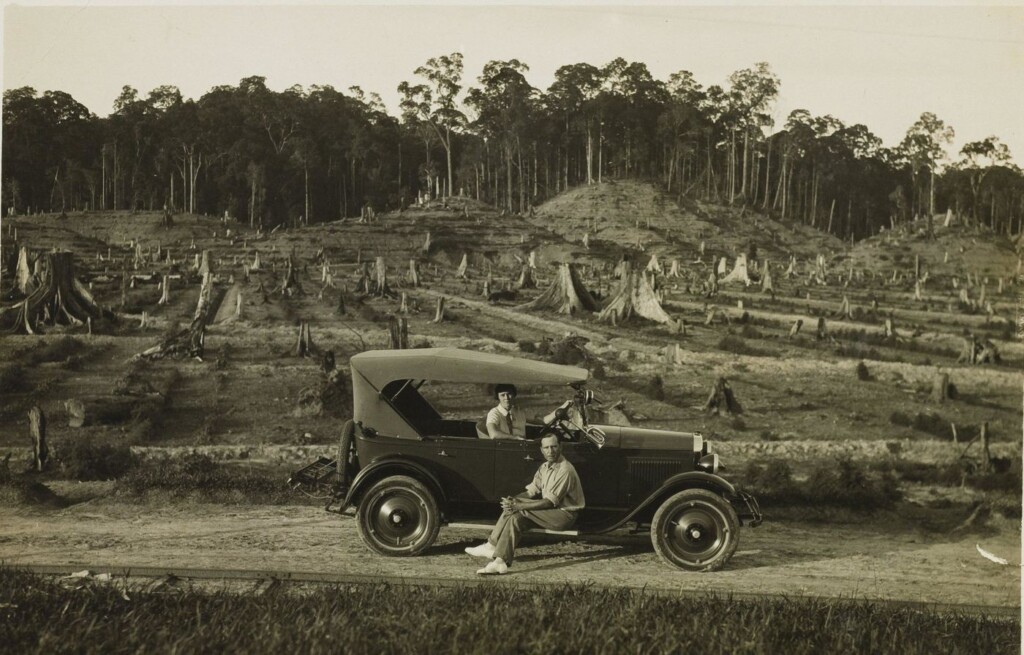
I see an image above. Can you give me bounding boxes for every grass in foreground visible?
[0,570,1016,655]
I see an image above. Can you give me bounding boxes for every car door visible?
[493,439,541,500]
[424,436,495,509]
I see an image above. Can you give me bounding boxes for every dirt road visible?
[1,501,1018,611]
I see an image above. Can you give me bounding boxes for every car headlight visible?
[697,453,719,474]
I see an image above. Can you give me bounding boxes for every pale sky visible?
[3,2,1023,163]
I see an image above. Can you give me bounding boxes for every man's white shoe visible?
[476,558,509,575]
[465,542,496,559]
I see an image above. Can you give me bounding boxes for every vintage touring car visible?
[291,347,762,571]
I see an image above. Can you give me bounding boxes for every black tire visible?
[337,420,356,487]
[356,475,440,557]
[651,488,739,572]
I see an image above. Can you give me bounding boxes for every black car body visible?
[292,347,762,571]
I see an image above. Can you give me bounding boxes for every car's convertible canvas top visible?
[350,348,589,389]
[349,349,589,438]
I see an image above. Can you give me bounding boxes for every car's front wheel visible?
[356,475,440,556]
[651,488,739,571]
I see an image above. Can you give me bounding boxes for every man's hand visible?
[500,496,518,513]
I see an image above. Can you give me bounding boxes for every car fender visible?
[341,457,447,511]
[616,471,737,527]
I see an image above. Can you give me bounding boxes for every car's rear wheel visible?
[651,489,739,571]
[356,475,440,556]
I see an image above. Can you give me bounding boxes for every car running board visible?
[447,521,580,537]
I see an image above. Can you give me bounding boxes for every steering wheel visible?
[540,404,605,448]
[540,406,574,441]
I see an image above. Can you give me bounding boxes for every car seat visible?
[475,419,492,439]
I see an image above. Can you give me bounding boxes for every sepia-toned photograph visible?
[1,2,1021,652]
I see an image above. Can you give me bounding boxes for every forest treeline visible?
[3,55,1022,240]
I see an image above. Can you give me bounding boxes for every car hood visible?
[592,425,703,452]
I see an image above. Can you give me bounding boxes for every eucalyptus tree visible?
[726,62,780,203]
[466,59,537,212]
[547,63,603,187]
[659,71,707,196]
[599,58,669,179]
[957,136,1013,224]
[899,111,955,232]
[397,53,466,199]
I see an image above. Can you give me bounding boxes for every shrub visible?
[805,457,901,510]
[56,439,136,481]
[855,361,870,381]
[739,324,762,339]
[746,457,900,510]
[517,340,537,353]
[644,375,665,401]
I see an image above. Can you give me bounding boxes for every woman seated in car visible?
[483,383,575,440]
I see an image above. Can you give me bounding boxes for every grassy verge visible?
[112,454,311,504]
[0,569,1015,655]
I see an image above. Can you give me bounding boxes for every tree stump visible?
[373,256,392,297]
[884,318,897,340]
[702,377,742,416]
[29,406,47,472]
[158,275,171,305]
[399,292,409,314]
[816,317,827,340]
[295,321,315,357]
[279,254,303,296]
[932,372,950,403]
[981,422,992,473]
[520,264,599,316]
[433,296,446,323]
[388,315,409,349]
[516,264,536,289]
[408,259,420,287]
[456,254,469,279]
[0,251,115,334]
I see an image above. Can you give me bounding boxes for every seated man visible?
[483,383,572,440]
[465,434,585,574]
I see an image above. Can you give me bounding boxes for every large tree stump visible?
[29,406,47,472]
[702,377,742,416]
[520,264,599,316]
[0,251,115,334]
[597,267,672,325]
[433,296,446,323]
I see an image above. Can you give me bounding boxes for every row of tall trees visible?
[4,56,1022,238]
